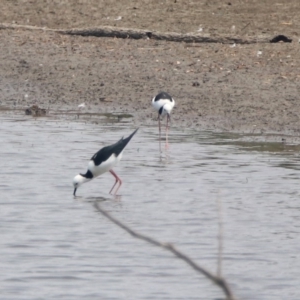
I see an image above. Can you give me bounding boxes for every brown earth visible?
[1,0,300,136]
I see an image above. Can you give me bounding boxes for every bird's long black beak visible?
[73,188,77,196]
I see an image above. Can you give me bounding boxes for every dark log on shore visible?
[0,23,272,44]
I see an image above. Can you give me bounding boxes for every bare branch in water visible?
[94,202,237,300]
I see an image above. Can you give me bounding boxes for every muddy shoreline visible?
[1,1,300,140]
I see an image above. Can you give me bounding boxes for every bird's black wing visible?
[154,91,173,102]
[91,128,138,166]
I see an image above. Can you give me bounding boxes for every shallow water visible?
[1,112,300,300]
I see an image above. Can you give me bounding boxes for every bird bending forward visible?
[73,128,138,196]
[152,91,175,146]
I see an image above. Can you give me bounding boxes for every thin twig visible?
[240,22,250,32]
[94,202,237,300]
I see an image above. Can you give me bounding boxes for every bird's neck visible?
[78,170,93,184]
[77,176,91,186]
[162,103,173,114]
[81,170,93,179]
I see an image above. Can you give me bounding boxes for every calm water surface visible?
[1,112,300,300]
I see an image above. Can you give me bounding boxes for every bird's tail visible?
[113,128,139,156]
[121,128,139,148]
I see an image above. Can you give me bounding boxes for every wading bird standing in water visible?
[73,128,138,196]
[151,91,175,147]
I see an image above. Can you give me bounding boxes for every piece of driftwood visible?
[0,23,272,44]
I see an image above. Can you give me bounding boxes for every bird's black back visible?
[91,128,138,166]
[154,91,173,102]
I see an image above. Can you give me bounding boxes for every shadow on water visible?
[1,111,300,300]
[54,111,134,124]
[75,195,123,203]
[74,195,110,203]
[0,106,134,123]
[206,131,300,154]
[168,129,300,171]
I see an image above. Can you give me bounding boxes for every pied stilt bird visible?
[73,128,138,196]
[151,91,175,145]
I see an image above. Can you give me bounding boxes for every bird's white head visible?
[73,174,91,196]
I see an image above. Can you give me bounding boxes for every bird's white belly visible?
[152,98,175,116]
[88,152,123,178]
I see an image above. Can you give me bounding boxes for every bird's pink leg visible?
[165,115,170,149]
[158,113,161,141]
[109,169,122,195]
[158,113,163,152]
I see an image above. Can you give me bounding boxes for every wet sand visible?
[1,0,300,136]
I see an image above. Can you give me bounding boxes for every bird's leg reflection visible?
[113,194,122,201]
[159,132,162,154]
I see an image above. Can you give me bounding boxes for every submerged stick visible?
[217,193,224,277]
[94,202,237,300]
